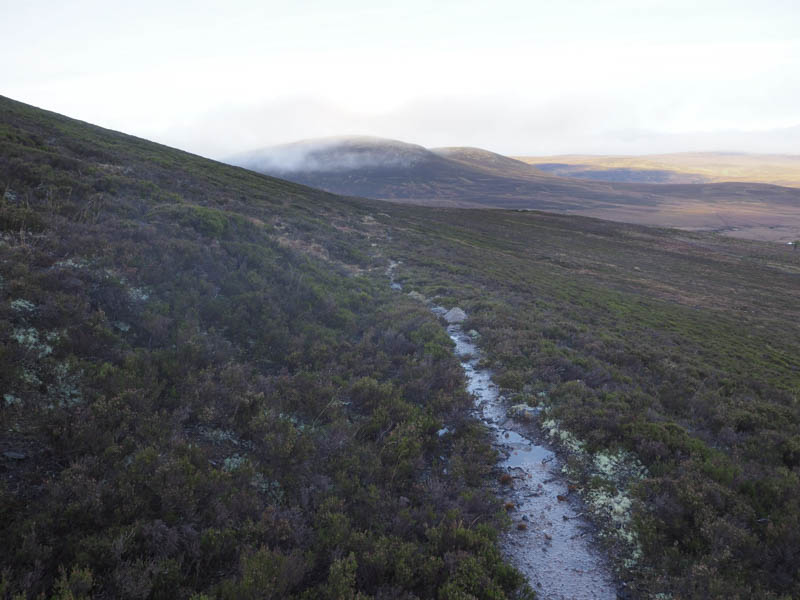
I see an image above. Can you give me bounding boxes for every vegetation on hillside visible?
[0,96,531,599]
[380,205,800,598]
[3,94,800,600]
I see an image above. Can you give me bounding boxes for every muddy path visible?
[439,312,619,599]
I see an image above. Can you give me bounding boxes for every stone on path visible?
[444,307,467,323]
[508,404,539,421]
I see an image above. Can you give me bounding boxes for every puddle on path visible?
[446,322,619,600]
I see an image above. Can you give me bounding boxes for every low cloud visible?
[156,95,800,161]
[228,136,428,173]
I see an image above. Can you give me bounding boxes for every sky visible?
[3,0,800,159]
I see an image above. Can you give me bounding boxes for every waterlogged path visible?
[384,260,618,597]
[439,312,619,600]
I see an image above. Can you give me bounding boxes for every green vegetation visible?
[0,97,531,599]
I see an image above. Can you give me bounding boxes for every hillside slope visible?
[231,138,800,243]
[378,203,800,599]
[0,96,529,599]
[431,147,550,180]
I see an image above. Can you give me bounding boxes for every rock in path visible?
[444,307,467,323]
[508,404,540,421]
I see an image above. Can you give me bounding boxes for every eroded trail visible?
[442,315,618,600]
[385,258,619,598]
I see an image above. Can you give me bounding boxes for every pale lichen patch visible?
[4,394,22,407]
[539,414,647,568]
[53,258,89,270]
[50,362,83,408]
[128,287,151,302]
[199,427,254,449]
[250,473,284,504]
[222,453,248,472]
[13,327,53,358]
[541,418,585,454]
[11,298,36,313]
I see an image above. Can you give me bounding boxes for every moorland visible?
[519,152,800,188]
[1,95,799,599]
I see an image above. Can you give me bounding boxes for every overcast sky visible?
[3,0,800,158]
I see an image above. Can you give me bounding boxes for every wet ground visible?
[443,318,619,600]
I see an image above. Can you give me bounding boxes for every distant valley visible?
[518,152,800,188]
[230,138,800,243]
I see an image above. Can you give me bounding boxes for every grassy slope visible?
[0,96,530,599]
[378,205,800,598]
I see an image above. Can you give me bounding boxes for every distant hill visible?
[519,151,800,188]
[229,136,560,207]
[230,137,800,242]
[431,146,549,179]
[230,136,437,174]
[229,136,627,208]
[523,162,709,184]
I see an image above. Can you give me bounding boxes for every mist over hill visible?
[229,136,435,173]
[229,136,800,242]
